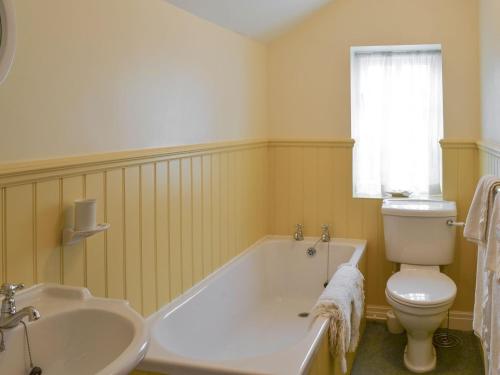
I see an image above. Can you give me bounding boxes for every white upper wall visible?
[480,0,500,145]
[0,0,267,163]
[165,0,332,42]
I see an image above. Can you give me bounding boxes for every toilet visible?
[382,200,458,373]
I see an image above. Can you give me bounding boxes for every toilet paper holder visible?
[62,199,110,246]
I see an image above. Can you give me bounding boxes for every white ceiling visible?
[165,0,332,42]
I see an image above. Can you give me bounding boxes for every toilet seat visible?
[386,268,456,308]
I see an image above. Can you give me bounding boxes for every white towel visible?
[312,264,364,374]
[486,196,500,279]
[466,176,499,338]
[488,275,500,375]
[473,245,491,341]
[484,212,500,375]
[464,175,500,244]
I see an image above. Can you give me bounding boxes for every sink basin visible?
[0,284,149,375]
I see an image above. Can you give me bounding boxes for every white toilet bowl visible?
[385,265,456,373]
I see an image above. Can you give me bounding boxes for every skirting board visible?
[366,304,473,331]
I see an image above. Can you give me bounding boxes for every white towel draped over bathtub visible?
[312,263,364,374]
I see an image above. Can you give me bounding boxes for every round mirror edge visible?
[0,0,16,85]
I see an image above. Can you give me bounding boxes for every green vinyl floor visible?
[351,321,484,375]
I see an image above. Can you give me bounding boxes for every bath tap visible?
[321,224,330,242]
[294,224,304,241]
[0,283,41,329]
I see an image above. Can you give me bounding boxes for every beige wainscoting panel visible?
[201,155,212,277]
[36,180,62,284]
[5,184,35,285]
[270,139,478,311]
[181,157,194,292]
[124,166,143,313]
[141,164,157,316]
[211,152,222,269]
[192,156,203,285]
[85,172,106,297]
[62,176,85,287]
[168,158,183,300]
[155,161,170,308]
[0,140,269,318]
[219,152,229,264]
[441,140,479,311]
[105,169,126,300]
[479,141,500,177]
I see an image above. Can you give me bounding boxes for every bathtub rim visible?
[139,235,367,375]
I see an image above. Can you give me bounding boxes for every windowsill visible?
[352,193,444,201]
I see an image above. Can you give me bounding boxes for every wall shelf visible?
[63,223,110,246]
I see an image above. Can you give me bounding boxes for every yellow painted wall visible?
[269,140,478,311]
[480,0,500,144]
[0,0,267,163]
[268,0,480,140]
[0,141,269,317]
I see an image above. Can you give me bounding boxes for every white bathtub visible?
[139,236,366,375]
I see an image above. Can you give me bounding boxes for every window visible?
[350,45,444,198]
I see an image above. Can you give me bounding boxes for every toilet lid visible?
[386,269,456,306]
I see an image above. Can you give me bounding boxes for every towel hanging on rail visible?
[464,175,500,244]
[486,195,500,279]
[465,175,500,375]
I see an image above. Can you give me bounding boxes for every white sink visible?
[0,284,149,375]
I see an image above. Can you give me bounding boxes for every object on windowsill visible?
[387,190,412,198]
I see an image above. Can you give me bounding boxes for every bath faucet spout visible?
[321,224,330,242]
[294,224,304,241]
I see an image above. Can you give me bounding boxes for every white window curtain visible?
[351,50,444,197]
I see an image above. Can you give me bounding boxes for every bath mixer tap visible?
[321,224,330,242]
[0,283,40,329]
[294,224,304,241]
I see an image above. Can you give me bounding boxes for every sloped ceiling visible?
[165,0,333,42]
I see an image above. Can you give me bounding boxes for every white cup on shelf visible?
[74,199,97,231]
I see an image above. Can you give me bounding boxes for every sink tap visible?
[0,283,40,329]
[321,224,330,242]
[0,306,41,329]
[294,224,304,241]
